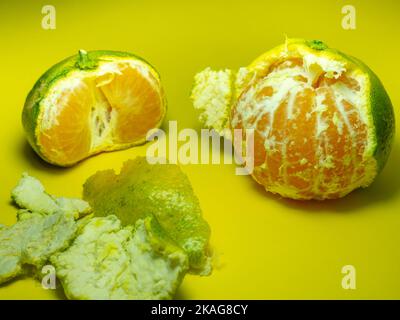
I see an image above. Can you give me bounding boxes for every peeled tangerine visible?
[22,50,166,166]
[191,39,395,200]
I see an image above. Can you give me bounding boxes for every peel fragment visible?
[0,173,92,284]
[11,172,92,218]
[0,212,78,284]
[1,166,212,299]
[83,157,212,274]
[51,216,188,300]
[191,68,233,134]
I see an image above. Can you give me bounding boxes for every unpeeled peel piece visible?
[83,157,211,274]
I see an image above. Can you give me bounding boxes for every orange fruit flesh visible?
[39,81,93,165]
[99,66,163,143]
[231,57,369,199]
[38,62,163,165]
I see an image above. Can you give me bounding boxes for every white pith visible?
[39,58,161,154]
[191,68,232,134]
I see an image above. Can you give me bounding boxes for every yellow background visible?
[0,0,400,299]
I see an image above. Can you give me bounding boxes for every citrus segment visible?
[38,79,93,165]
[98,64,164,143]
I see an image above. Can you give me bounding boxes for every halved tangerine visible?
[22,50,166,166]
